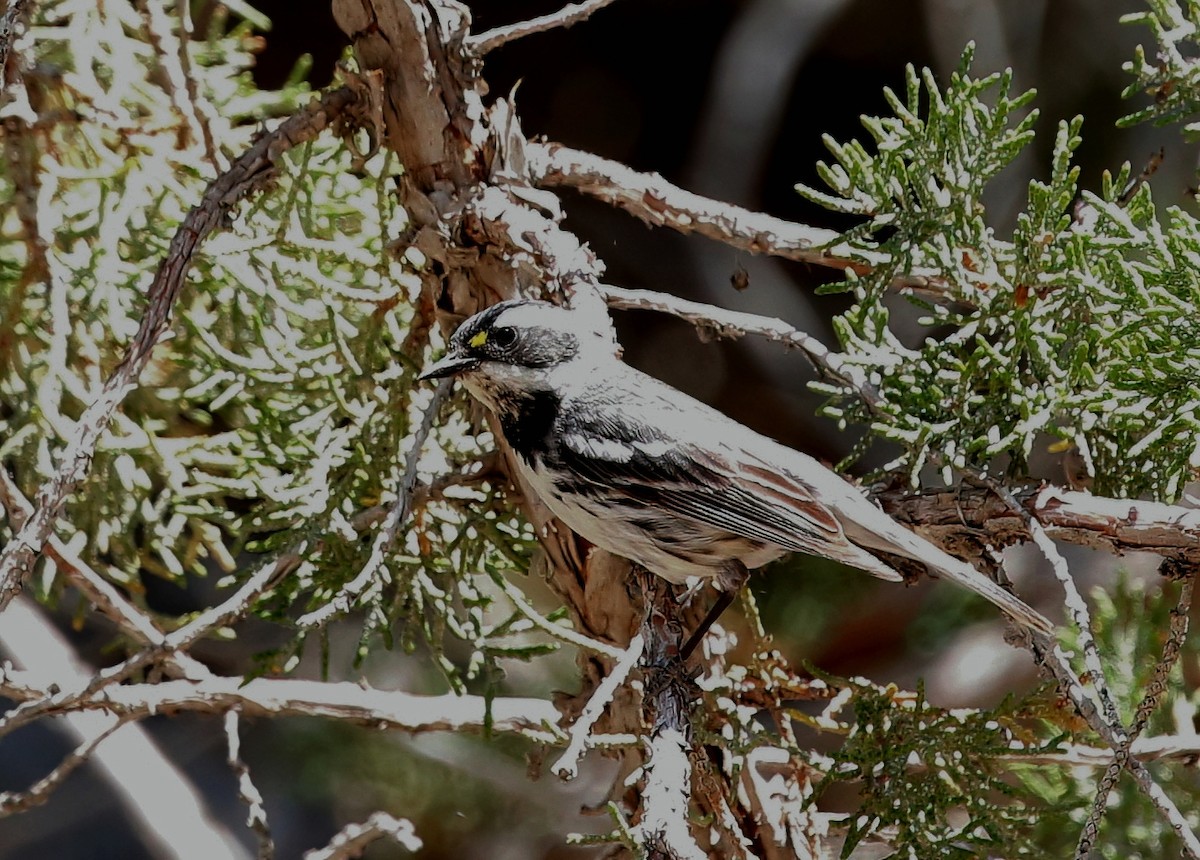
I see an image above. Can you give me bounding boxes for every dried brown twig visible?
[467,0,620,55]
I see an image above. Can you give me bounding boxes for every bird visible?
[419,298,1053,651]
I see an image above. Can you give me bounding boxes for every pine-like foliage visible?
[801,44,1200,499]
[0,0,541,685]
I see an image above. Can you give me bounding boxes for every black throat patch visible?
[496,388,561,463]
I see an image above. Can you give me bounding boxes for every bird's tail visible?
[839,500,1054,635]
[920,548,1053,635]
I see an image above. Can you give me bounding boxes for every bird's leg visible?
[679,560,749,661]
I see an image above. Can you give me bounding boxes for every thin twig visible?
[485,565,625,659]
[467,0,620,55]
[0,86,357,610]
[0,671,568,743]
[297,380,451,630]
[1022,487,1125,735]
[225,710,274,859]
[1076,575,1194,858]
[598,284,885,412]
[303,812,421,860]
[174,0,219,169]
[553,632,645,779]
[0,715,131,816]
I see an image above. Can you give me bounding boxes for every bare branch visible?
[303,812,421,860]
[553,632,644,779]
[226,711,274,859]
[0,715,130,816]
[598,284,885,411]
[529,142,857,264]
[880,483,1200,565]
[0,597,252,855]
[468,0,620,55]
[0,86,358,610]
[485,564,625,659]
[0,672,565,742]
[529,142,958,303]
[0,547,304,738]
[1024,486,1126,733]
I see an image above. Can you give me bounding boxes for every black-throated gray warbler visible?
[420,299,1052,642]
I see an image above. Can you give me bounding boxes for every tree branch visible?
[553,632,644,779]
[467,0,620,55]
[529,142,856,264]
[0,672,566,742]
[225,711,273,858]
[529,142,957,301]
[1077,575,1193,856]
[0,546,305,738]
[880,483,1200,565]
[633,573,707,860]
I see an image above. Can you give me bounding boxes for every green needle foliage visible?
[1121,0,1200,134]
[801,43,1200,499]
[818,680,1051,859]
[0,0,542,688]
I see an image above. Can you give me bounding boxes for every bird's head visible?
[419,299,618,406]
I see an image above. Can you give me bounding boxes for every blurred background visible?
[1,0,1193,857]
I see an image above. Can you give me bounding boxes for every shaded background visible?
[2,0,1194,857]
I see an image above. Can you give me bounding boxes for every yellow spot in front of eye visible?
[469,330,488,348]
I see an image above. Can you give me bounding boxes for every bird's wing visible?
[556,381,886,566]
[557,372,1051,633]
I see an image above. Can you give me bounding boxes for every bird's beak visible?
[418,351,479,381]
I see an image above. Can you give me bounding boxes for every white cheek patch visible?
[563,434,635,462]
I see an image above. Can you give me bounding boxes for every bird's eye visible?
[489,326,518,350]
